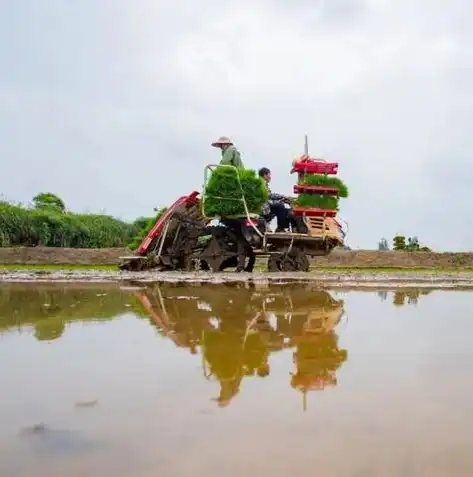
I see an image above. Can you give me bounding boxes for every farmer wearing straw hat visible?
[211,136,244,169]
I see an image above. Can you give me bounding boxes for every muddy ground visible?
[2,247,473,268]
[3,247,473,287]
[2,269,473,289]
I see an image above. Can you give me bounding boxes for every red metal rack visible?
[291,155,339,218]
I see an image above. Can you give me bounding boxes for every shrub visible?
[0,201,137,248]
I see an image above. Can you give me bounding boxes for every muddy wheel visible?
[296,252,310,272]
[200,260,211,271]
[198,225,253,273]
[199,236,238,272]
[119,258,144,271]
[268,254,297,272]
[173,253,196,271]
[267,248,309,272]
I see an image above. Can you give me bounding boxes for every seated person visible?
[258,167,291,232]
[258,167,308,234]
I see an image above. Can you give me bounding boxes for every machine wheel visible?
[296,252,310,272]
[199,236,229,272]
[267,248,310,272]
[199,229,243,272]
[198,225,253,273]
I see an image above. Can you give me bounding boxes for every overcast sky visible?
[0,0,471,250]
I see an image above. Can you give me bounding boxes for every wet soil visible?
[2,269,473,288]
[3,247,473,268]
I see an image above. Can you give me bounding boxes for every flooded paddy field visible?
[1,282,473,476]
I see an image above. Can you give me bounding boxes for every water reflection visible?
[0,284,132,340]
[0,283,349,410]
[392,289,432,306]
[134,283,348,409]
[377,289,433,305]
[3,284,473,476]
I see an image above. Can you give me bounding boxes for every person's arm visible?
[267,185,290,202]
[232,148,244,168]
[269,191,286,201]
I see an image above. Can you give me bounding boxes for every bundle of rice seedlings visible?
[294,174,349,210]
[203,167,268,217]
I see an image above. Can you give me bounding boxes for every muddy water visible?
[1,283,473,477]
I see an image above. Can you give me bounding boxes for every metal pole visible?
[304,134,309,156]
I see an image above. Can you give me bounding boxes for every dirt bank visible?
[1,247,473,268]
[0,247,125,265]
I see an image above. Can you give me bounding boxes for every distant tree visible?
[378,238,389,251]
[34,319,65,341]
[377,291,388,301]
[406,236,420,251]
[132,216,150,231]
[393,291,405,306]
[32,192,66,213]
[393,234,431,252]
[393,235,406,251]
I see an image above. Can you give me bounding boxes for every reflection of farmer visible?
[242,330,271,377]
[202,319,271,407]
[203,328,243,407]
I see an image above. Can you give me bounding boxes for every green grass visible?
[311,266,473,273]
[253,264,473,273]
[1,263,473,273]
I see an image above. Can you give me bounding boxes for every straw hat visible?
[211,136,233,147]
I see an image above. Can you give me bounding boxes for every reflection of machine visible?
[288,297,348,411]
[291,334,348,411]
[132,283,348,410]
[134,284,220,353]
[255,286,348,410]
